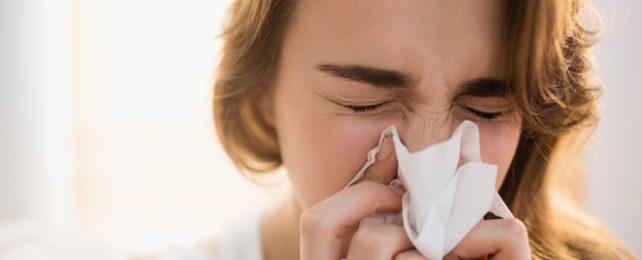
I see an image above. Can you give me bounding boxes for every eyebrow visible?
[316,64,411,88]
[317,63,508,97]
[457,78,508,98]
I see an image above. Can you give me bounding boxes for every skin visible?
[258,0,529,259]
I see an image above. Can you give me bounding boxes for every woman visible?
[196,0,633,259]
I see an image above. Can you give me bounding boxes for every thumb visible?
[357,136,398,185]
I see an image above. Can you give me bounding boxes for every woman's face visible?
[269,0,522,209]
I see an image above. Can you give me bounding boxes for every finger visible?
[393,249,428,260]
[444,219,530,260]
[300,181,404,260]
[347,224,413,260]
[356,136,398,185]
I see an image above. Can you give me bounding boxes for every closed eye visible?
[347,103,501,119]
[464,107,502,120]
[345,102,390,112]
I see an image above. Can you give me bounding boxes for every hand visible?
[300,136,417,260]
[442,218,531,260]
[389,218,531,260]
[300,135,531,260]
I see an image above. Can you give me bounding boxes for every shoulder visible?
[145,210,264,260]
[141,239,218,260]
[215,210,265,260]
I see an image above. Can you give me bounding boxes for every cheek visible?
[274,81,390,209]
[477,122,522,190]
[287,119,385,208]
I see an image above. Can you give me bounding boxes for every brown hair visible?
[498,1,633,258]
[213,0,633,258]
[214,0,296,173]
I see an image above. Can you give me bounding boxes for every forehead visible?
[286,0,507,84]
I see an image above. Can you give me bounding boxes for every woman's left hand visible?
[394,218,531,260]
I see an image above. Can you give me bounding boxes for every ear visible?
[253,85,275,127]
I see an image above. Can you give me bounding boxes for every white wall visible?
[0,0,74,226]
[589,0,642,257]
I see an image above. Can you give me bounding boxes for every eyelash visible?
[463,107,502,120]
[347,103,501,120]
[346,102,389,112]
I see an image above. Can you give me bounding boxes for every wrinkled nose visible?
[397,113,457,153]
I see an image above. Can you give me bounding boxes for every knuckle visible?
[503,218,529,241]
[393,250,427,260]
[299,208,331,237]
[351,226,389,252]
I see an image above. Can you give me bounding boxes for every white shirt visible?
[156,210,264,260]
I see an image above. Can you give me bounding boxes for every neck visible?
[261,189,302,260]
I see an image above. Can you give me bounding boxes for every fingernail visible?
[376,137,393,161]
[390,185,405,196]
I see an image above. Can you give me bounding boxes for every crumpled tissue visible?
[344,120,514,260]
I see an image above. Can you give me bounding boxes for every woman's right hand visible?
[299,137,421,260]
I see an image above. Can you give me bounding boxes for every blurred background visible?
[0,0,640,258]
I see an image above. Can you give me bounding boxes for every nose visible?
[397,113,457,153]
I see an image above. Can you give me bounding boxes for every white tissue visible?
[345,120,513,260]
